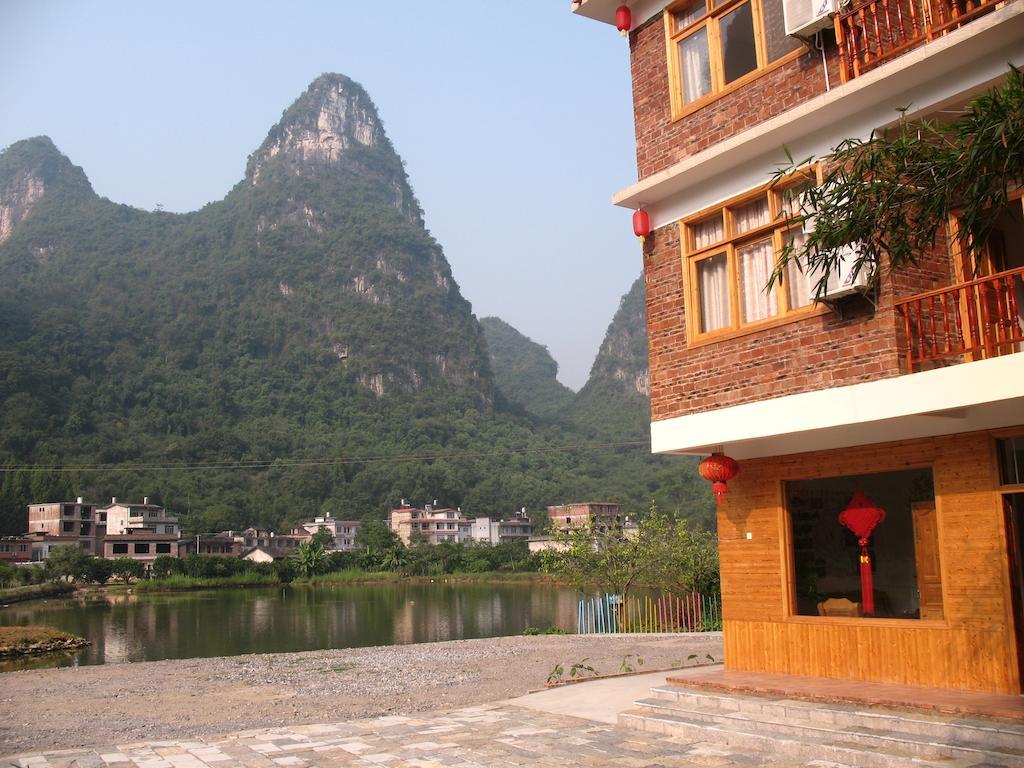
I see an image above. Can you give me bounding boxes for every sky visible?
[0,1,639,390]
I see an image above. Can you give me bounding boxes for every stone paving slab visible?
[0,704,840,768]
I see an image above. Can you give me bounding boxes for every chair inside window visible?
[817,597,862,617]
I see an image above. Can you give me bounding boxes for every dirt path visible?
[0,632,721,756]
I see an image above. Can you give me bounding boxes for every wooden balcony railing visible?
[895,266,1024,372]
[835,0,1005,81]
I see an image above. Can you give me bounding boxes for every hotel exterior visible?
[573,0,1024,692]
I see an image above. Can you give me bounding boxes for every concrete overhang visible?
[571,0,666,27]
[612,2,1024,227]
[650,354,1024,459]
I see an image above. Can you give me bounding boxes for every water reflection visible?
[0,582,580,671]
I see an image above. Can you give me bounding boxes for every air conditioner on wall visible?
[783,0,838,37]
[822,243,871,299]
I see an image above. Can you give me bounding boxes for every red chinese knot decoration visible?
[615,5,632,35]
[838,489,886,616]
[698,453,739,505]
[633,209,651,242]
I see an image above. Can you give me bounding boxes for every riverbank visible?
[0,581,75,605]
[0,632,722,755]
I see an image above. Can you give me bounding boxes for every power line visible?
[0,439,653,474]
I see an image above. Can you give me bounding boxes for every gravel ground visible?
[0,632,721,756]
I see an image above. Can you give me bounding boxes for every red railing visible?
[895,266,1024,372]
[835,0,1005,81]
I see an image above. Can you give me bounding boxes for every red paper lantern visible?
[615,5,632,35]
[698,453,739,504]
[838,489,887,616]
[633,209,651,242]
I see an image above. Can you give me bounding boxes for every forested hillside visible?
[0,74,713,536]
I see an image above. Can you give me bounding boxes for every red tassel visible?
[859,538,874,615]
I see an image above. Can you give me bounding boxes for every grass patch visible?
[307,569,400,585]
[0,581,75,604]
[321,662,357,673]
[133,573,279,592]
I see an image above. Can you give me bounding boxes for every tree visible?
[355,520,404,571]
[110,557,145,584]
[771,67,1024,294]
[45,545,90,582]
[541,506,720,599]
[290,541,327,579]
[311,526,335,549]
[152,555,184,579]
[84,556,114,584]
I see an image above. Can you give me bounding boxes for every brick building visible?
[547,502,624,536]
[389,503,473,546]
[573,0,1024,694]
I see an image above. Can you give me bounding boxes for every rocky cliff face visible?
[578,275,650,403]
[246,74,422,226]
[0,136,91,244]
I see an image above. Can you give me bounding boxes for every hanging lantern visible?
[615,5,632,36]
[633,209,651,242]
[838,489,886,616]
[698,453,739,504]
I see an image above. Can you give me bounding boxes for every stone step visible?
[619,708,1020,768]
[632,697,1024,765]
[646,685,1024,753]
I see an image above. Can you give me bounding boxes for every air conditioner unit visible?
[783,0,837,37]
[822,243,871,299]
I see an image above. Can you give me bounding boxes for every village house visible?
[295,514,362,551]
[26,497,103,555]
[470,508,533,545]
[573,0,1024,695]
[0,536,33,564]
[103,530,178,569]
[101,497,180,537]
[548,502,624,535]
[389,503,474,545]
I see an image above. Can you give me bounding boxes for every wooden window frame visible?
[681,172,827,348]
[778,465,950,627]
[664,0,807,120]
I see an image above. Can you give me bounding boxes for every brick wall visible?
[642,222,956,422]
[629,10,842,181]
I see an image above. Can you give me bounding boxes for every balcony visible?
[896,266,1024,373]
[836,0,1006,81]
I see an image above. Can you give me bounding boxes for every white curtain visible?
[739,238,778,322]
[698,254,730,332]
[680,30,712,104]
[692,216,724,250]
[734,197,770,234]
[784,230,815,309]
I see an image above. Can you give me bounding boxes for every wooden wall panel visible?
[719,430,1022,694]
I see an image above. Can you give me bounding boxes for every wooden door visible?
[912,501,944,620]
[1005,495,1024,689]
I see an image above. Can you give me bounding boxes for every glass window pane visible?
[690,215,724,250]
[783,229,815,309]
[675,1,706,29]
[763,0,803,61]
[787,469,939,620]
[697,253,731,332]
[678,28,713,104]
[720,2,758,84]
[733,196,770,234]
[738,237,778,322]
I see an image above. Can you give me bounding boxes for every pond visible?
[0,581,581,671]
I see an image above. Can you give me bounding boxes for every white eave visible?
[651,355,1024,460]
[571,0,666,27]
[613,2,1024,225]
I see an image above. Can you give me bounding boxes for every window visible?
[787,468,942,620]
[62,521,74,533]
[998,437,1024,486]
[156,543,171,554]
[112,542,128,554]
[666,0,803,115]
[134,542,150,554]
[684,178,821,342]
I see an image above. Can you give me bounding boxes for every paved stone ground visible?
[1,703,818,768]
